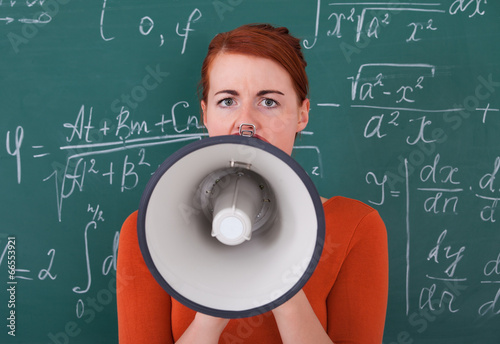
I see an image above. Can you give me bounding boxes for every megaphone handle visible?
[212,174,261,245]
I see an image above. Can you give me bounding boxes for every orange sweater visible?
[117,196,388,343]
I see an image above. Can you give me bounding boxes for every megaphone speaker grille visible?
[137,135,325,319]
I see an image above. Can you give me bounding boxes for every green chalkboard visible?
[1,0,500,343]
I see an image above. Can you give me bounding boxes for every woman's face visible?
[201,53,309,155]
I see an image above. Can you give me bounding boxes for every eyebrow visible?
[214,90,239,96]
[257,90,285,97]
[213,89,285,97]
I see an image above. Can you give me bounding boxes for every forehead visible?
[207,53,294,92]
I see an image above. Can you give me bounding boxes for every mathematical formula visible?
[1,1,498,342]
[303,0,487,50]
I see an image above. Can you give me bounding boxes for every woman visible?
[117,24,388,343]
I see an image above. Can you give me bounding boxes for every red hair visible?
[200,24,309,103]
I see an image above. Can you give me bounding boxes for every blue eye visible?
[219,98,234,107]
[261,98,278,107]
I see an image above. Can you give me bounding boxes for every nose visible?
[232,104,259,136]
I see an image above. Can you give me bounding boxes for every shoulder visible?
[118,210,141,264]
[123,210,139,228]
[305,196,387,298]
[120,210,139,242]
[321,196,386,245]
[322,195,380,221]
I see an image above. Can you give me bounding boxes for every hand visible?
[192,312,230,332]
[272,289,308,317]
[176,312,229,343]
[272,290,333,344]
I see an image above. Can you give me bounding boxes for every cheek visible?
[258,120,297,154]
[206,115,230,136]
[258,116,296,138]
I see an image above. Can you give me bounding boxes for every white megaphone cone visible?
[137,135,325,318]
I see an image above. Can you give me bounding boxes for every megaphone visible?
[137,135,325,319]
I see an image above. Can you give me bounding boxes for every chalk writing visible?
[5,126,23,184]
[1,2,498,342]
[99,0,202,50]
[176,8,202,54]
[0,1,52,24]
[476,157,500,223]
[306,1,487,45]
